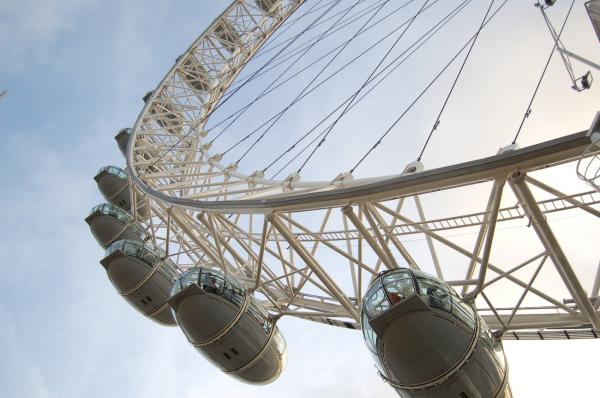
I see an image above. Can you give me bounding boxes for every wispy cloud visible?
[0,0,101,72]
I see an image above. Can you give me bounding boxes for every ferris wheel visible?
[86,0,600,396]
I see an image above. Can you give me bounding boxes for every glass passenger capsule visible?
[94,166,131,211]
[169,267,287,384]
[93,165,149,218]
[100,239,177,326]
[85,203,146,248]
[114,127,131,157]
[361,268,511,398]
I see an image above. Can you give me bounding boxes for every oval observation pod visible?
[169,268,287,384]
[361,269,511,398]
[85,203,146,248]
[94,166,131,210]
[100,240,177,326]
[93,165,150,218]
[114,128,132,157]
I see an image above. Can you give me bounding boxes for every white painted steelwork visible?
[112,1,600,345]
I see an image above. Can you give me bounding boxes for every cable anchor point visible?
[402,161,424,175]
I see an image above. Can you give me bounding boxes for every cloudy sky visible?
[1,0,600,397]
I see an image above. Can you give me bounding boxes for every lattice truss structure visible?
[124,0,600,341]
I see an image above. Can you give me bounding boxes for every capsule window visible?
[361,310,378,353]
[200,271,225,295]
[451,298,476,330]
[383,271,416,304]
[273,330,287,356]
[222,279,244,308]
[417,279,451,313]
[364,282,390,318]
[246,300,272,334]
[231,348,239,356]
[223,352,231,360]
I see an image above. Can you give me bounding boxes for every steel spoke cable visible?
[272,122,333,178]
[417,0,496,162]
[269,3,472,178]
[512,0,575,144]
[242,0,388,72]
[256,0,377,58]
[216,0,344,116]
[208,0,420,138]
[230,0,388,91]
[190,1,334,104]
[206,0,364,146]
[136,0,344,179]
[222,0,415,98]
[218,0,336,72]
[210,0,442,147]
[231,0,395,164]
[137,0,467,181]
[211,0,370,146]
[253,0,382,61]
[538,1,576,82]
[351,0,509,174]
[258,0,340,52]
[265,0,471,176]
[206,0,385,137]
[296,0,431,174]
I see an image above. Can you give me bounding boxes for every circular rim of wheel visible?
[126,0,592,214]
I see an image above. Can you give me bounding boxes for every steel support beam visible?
[279,213,377,275]
[482,312,588,330]
[215,213,328,295]
[462,182,502,295]
[367,202,418,269]
[198,212,246,267]
[171,208,234,273]
[414,196,443,279]
[374,202,577,314]
[466,178,505,301]
[525,175,600,218]
[164,207,172,257]
[510,172,600,330]
[254,219,270,290]
[269,213,359,321]
[557,48,600,72]
[503,255,548,330]
[343,205,397,271]
[592,260,600,309]
[362,204,399,269]
[130,131,591,213]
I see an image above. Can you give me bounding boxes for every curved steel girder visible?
[130,130,592,213]
[120,0,600,338]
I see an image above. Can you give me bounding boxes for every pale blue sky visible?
[1,1,600,397]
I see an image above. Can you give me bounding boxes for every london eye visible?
[86,0,600,396]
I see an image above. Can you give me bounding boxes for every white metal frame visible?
[121,0,600,339]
